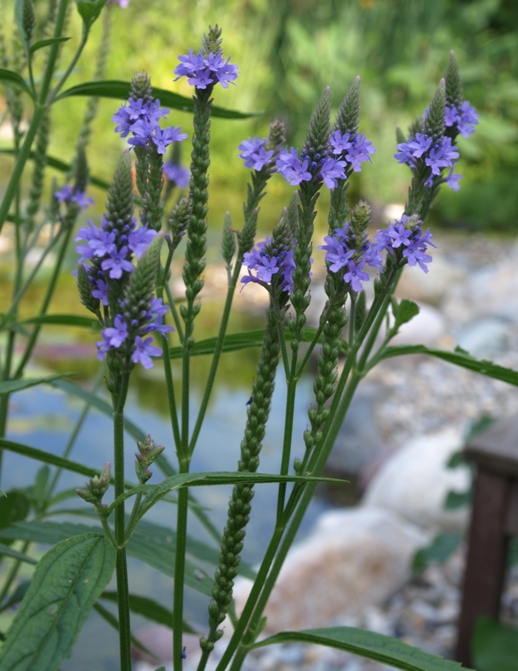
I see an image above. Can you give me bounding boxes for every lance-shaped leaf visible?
[378,344,518,386]
[0,67,33,97]
[29,36,70,54]
[253,627,472,671]
[0,541,36,564]
[0,533,116,671]
[108,471,348,521]
[54,80,259,119]
[0,373,71,396]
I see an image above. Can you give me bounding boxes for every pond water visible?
[2,337,334,670]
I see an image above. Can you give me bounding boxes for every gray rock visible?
[455,318,509,359]
[232,507,429,633]
[363,428,470,533]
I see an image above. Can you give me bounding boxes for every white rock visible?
[233,507,429,633]
[389,302,446,347]
[396,253,467,306]
[363,428,470,532]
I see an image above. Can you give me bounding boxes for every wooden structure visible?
[456,417,518,667]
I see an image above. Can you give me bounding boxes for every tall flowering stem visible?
[198,304,281,669]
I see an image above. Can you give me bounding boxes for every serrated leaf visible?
[379,344,518,386]
[0,437,104,478]
[0,373,71,396]
[0,541,36,564]
[393,299,419,330]
[253,627,472,670]
[99,591,197,633]
[0,533,115,671]
[0,67,33,97]
[472,617,518,671]
[55,80,259,119]
[29,36,70,54]
[412,531,463,573]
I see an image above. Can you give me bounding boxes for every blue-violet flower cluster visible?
[163,161,190,188]
[276,131,376,188]
[395,134,461,190]
[76,217,173,368]
[445,101,479,138]
[374,215,436,273]
[55,184,94,210]
[112,98,187,154]
[241,239,295,294]
[238,137,274,171]
[174,50,238,89]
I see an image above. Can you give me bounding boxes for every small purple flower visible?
[55,185,72,203]
[343,259,370,292]
[91,278,109,306]
[408,133,433,158]
[113,97,186,153]
[320,158,346,189]
[445,166,462,191]
[102,315,129,348]
[163,162,190,188]
[132,336,162,369]
[329,130,352,155]
[345,133,376,172]
[101,246,134,279]
[241,238,294,293]
[276,147,312,186]
[128,227,157,258]
[446,101,478,138]
[238,137,274,171]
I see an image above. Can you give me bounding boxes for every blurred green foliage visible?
[2,0,517,232]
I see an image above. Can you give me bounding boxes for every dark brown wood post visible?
[455,418,518,667]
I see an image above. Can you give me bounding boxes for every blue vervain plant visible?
[1,5,511,671]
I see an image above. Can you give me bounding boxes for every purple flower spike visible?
[238,137,274,171]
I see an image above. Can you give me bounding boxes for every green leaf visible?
[92,601,158,658]
[0,374,72,397]
[0,490,30,544]
[444,490,471,510]
[109,471,347,520]
[168,327,320,360]
[0,533,116,671]
[31,465,51,504]
[253,627,472,671]
[379,344,518,386]
[0,579,31,614]
[11,314,100,330]
[29,36,70,54]
[99,591,197,634]
[0,437,104,478]
[0,520,102,546]
[55,80,259,119]
[0,541,37,564]
[126,528,213,596]
[0,67,33,97]
[472,617,518,671]
[392,299,420,330]
[412,531,463,573]
[75,0,107,27]
[0,148,110,189]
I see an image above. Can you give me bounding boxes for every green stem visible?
[38,0,69,104]
[0,105,45,234]
[112,372,131,671]
[13,224,74,379]
[162,333,181,453]
[124,492,142,542]
[188,260,242,456]
[165,283,184,342]
[173,475,189,671]
[275,354,297,524]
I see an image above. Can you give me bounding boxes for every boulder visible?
[363,428,470,532]
[233,507,429,632]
